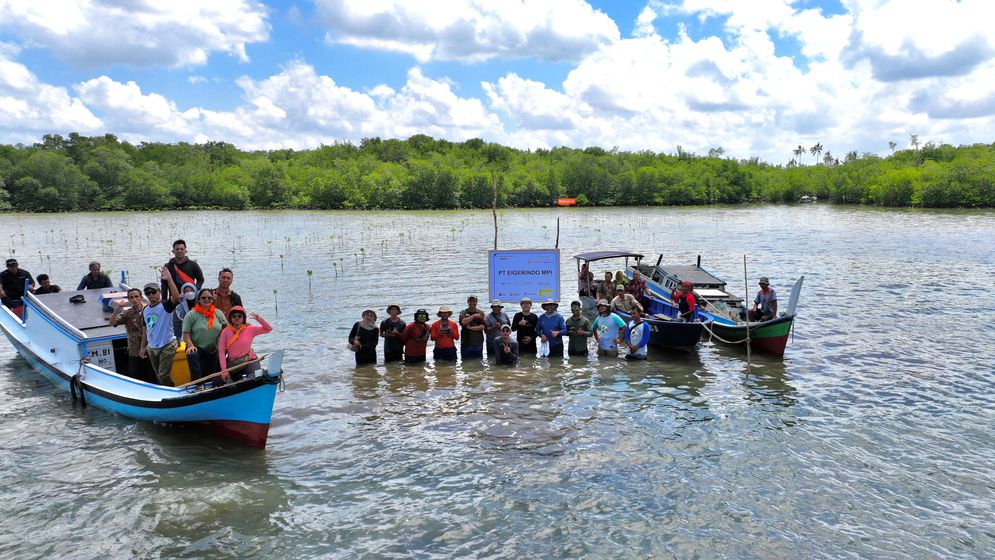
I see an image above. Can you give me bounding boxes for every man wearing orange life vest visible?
[162,239,204,294]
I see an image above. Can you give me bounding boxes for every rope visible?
[701,321,751,345]
[69,370,87,408]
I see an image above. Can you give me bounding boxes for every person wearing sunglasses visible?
[140,267,181,386]
[181,288,228,381]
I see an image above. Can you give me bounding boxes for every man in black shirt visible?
[0,258,34,310]
[511,297,538,354]
[76,261,113,290]
[162,239,204,293]
[34,274,62,294]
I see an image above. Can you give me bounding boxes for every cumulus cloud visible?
[0,0,269,68]
[314,0,619,62]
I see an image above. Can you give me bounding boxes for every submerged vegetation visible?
[0,133,993,212]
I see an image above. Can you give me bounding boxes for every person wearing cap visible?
[34,274,62,295]
[458,296,486,359]
[76,261,113,291]
[219,306,272,382]
[401,309,432,364]
[535,300,567,358]
[624,312,650,360]
[140,267,181,386]
[592,299,626,357]
[182,288,229,379]
[674,281,697,322]
[349,309,380,366]
[380,304,406,363]
[109,287,155,383]
[0,258,34,316]
[484,301,510,356]
[565,300,593,357]
[494,324,519,366]
[750,277,778,322]
[611,285,643,316]
[430,306,460,361]
[511,297,538,354]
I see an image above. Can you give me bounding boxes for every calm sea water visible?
[1,205,993,559]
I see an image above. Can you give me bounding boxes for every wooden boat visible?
[800,195,818,203]
[0,285,284,448]
[628,256,804,357]
[574,251,709,351]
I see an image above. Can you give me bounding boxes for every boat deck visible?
[33,289,126,339]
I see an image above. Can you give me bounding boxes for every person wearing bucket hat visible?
[750,277,778,322]
[484,301,510,357]
[349,308,380,365]
[592,299,626,357]
[459,296,486,359]
[673,281,697,322]
[565,300,593,357]
[430,306,460,361]
[536,300,566,359]
[511,297,538,355]
[400,308,431,364]
[219,306,273,381]
[380,304,406,363]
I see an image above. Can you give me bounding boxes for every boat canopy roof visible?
[573,250,644,262]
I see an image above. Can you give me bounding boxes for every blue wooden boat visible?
[0,284,284,448]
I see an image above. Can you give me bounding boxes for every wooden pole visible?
[743,255,751,369]
[555,217,560,249]
[176,356,265,389]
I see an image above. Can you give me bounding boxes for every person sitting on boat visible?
[624,313,650,361]
[536,300,566,359]
[592,300,626,357]
[749,277,778,322]
[182,288,228,381]
[219,306,272,382]
[511,297,538,355]
[485,301,511,356]
[494,325,519,366]
[626,269,651,305]
[109,288,155,383]
[596,271,616,303]
[674,281,697,322]
[349,308,380,366]
[430,306,460,362]
[458,296,486,360]
[140,268,181,386]
[578,262,594,297]
[611,285,644,316]
[565,300,593,357]
[76,261,113,290]
[400,308,431,364]
[34,274,62,294]
[614,270,628,287]
[171,282,198,340]
[380,304,406,363]
[0,258,34,317]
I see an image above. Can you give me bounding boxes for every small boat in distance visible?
[0,283,285,448]
[800,195,818,203]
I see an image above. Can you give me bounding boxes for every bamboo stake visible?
[743,255,751,370]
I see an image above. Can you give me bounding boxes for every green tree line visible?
[0,132,992,212]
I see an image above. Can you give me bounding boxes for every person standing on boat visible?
[565,300,593,357]
[163,239,204,293]
[592,300,626,357]
[219,306,272,381]
[213,268,242,316]
[76,261,112,290]
[34,274,61,294]
[0,258,34,317]
[624,313,650,361]
[494,325,519,366]
[458,296,486,360]
[430,306,460,361]
[171,282,198,340]
[485,301,510,356]
[578,263,594,297]
[182,288,228,380]
[380,304,406,363]
[349,309,380,366]
[749,277,778,322]
[140,267,181,386]
[596,272,616,303]
[536,300,566,359]
[400,308,431,364]
[511,297,538,355]
[109,288,155,383]
[674,281,697,322]
[611,285,644,316]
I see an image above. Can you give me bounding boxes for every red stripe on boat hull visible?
[203,420,271,448]
[752,334,789,356]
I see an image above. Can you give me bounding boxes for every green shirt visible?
[565,315,593,353]
[181,308,228,351]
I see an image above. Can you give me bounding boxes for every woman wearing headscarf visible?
[349,308,380,366]
[172,282,198,340]
[218,306,272,382]
[182,288,228,380]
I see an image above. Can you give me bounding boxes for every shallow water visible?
[1,205,993,558]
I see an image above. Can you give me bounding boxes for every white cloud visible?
[0,0,269,68]
[314,0,619,62]
[0,50,102,139]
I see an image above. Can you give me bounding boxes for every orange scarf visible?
[224,323,247,346]
[193,304,218,329]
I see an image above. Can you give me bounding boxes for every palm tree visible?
[845,150,858,163]
[810,143,823,164]
[823,151,834,166]
[888,141,897,153]
[910,133,920,151]
[793,145,805,165]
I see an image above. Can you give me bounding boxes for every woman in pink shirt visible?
[218,306,273,382]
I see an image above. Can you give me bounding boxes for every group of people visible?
[348,295,651,367]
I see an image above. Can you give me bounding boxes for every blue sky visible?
[1,0,994,162]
